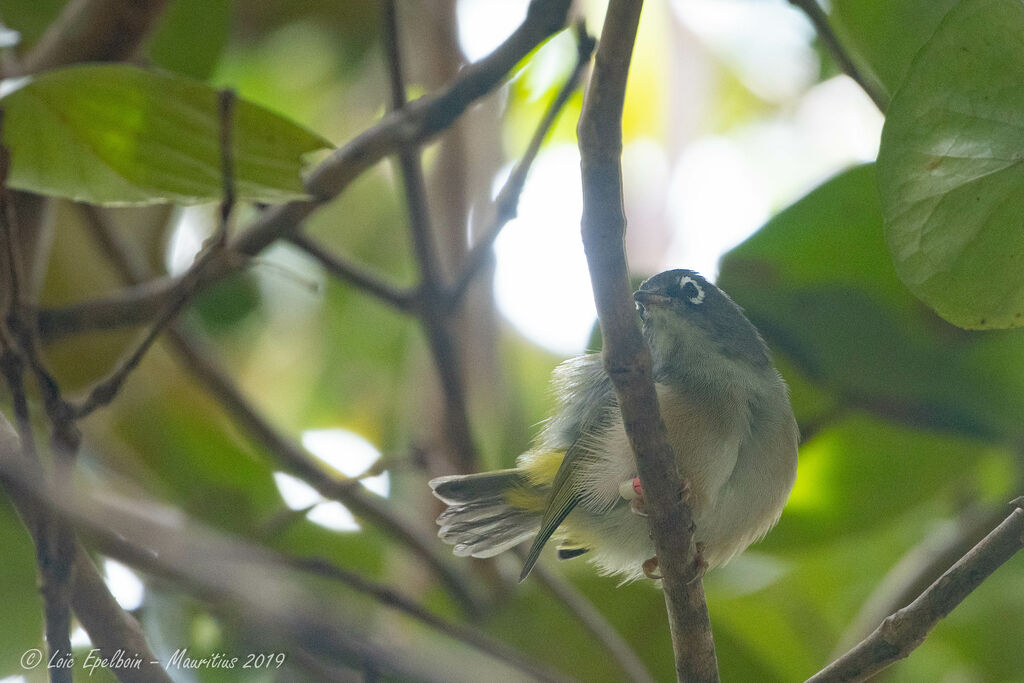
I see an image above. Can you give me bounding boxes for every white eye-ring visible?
[679,275,705,305]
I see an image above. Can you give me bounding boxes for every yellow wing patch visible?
[517,449,565,486]
[505,449,564,512]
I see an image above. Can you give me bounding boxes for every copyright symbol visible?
[21,648,43,669]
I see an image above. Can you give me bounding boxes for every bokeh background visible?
[1,0,1022,681]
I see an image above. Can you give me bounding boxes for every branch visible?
[447,21,595,309]
[1,114,77,683]
[576,2,719,681]
[6,0,169,77]
[381,0,478,472]
[36,0,574,343]
[808,498,1024,682]
[786,0,889,112]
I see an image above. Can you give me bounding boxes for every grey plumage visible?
[430,269,799,583]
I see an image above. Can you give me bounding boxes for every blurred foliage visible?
[1,0,1023,682]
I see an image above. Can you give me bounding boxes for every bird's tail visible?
[429,470,543,559]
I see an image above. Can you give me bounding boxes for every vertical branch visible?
[576,2,720,681]
[380,0,478,472]
[0,111,76,683]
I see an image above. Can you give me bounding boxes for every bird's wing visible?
[519,355,616,580]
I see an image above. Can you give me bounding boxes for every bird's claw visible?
[642,556,661,580]
[641,543,708,583]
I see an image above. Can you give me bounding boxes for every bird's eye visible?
[677,275,705,305]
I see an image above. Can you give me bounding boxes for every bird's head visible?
[633,269,770,383]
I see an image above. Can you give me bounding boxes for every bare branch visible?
[36,0,574,343]
[216,88,237,246]
[786,0,889,112]
[0,113,77,683]
[808,499,1024,682]
[577,2,719,681]
[381,0,479,472]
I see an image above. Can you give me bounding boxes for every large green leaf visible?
[877,0,1024,330]
[1,64,331,205]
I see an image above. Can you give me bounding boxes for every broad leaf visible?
[1,64,331,205]
[877,0,1024,329]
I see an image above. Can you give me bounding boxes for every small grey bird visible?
[430,269,798,582]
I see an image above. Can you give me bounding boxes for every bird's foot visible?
[641,544,707,583]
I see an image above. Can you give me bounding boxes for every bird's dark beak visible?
[633,290,672,308]
[630,288,671,315]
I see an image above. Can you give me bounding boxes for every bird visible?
[429,269,798,582]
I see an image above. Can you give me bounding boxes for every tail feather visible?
[429,470,542,560]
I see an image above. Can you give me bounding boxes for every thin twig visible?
[36,0,574,343]
[286,233,418,312]
[808,498,1024,682]
[216,88,236,246]
[786,0,889,112]
[527,555,655,683]
[447,21,595,310]
[577,2,720,681]
[381,0,478,472]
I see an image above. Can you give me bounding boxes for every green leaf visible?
[1,64,332,206]
[877,0,1024,329]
